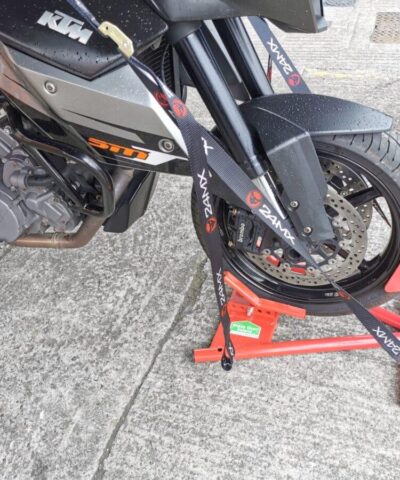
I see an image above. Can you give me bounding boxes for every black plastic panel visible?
[0,0,168,80]
[104,171,159,233]
[241,94,393,153]
[146,0,327,33]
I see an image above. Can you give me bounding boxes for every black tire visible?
[192,132,400,316]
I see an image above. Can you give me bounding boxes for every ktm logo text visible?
[88,138,149,160]
[37,10,93,45]
[267,37,293,76]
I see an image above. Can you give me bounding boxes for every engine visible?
[0,128,79,242]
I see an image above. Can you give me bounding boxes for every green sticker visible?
[230,321,261,339]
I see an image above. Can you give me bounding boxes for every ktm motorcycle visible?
[0,0,399,320]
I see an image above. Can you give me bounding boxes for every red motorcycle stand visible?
[193,270,400,364]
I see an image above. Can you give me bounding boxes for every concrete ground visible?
[1,0,400,479]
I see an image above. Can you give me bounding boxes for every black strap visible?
[64,0,235,370]
[249,16,311,94]
[65,1,400,367]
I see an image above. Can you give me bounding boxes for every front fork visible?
[173,23,284,212]
[173,25,266,179]
[172,20,332,240]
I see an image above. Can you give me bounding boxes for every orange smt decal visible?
[88,137,149,160]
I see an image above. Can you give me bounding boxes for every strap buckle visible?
[98,21,134,58]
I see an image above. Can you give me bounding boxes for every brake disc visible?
[321,159,373,227]
[247,188,368,286]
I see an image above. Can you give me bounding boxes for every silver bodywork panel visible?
[0,43,188,167]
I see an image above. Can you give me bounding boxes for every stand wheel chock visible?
[193,271,400,364]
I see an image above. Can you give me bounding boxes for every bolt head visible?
[290,201,299,209]
[158,138,175,153]
[45,81,57,94]
[303,227,313,235]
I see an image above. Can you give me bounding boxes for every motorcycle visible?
[1,0,399,332]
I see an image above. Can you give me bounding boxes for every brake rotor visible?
[247,188,368,286]
[321,159,373,227]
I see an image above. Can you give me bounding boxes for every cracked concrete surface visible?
[1,1,400,479]
[0,174,206,479]
[92,259,208,480]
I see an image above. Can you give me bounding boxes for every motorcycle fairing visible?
[0,44,188,167]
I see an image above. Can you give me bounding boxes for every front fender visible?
[241,94,393,152]
[238,94,393,243]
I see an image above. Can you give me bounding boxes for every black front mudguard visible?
[234,94,393,243]
[241,94,393,138]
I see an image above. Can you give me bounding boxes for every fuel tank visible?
[0,0,168,79]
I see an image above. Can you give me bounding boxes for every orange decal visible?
[87,137,109,150]
[88,137,149,161]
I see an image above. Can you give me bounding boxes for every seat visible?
[145,0,327,33]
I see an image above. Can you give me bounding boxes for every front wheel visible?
[192,132,400,316]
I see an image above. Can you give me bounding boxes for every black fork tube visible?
[174,29,265,178]
[214,18,274,98]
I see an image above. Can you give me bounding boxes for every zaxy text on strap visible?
[65,0,400,368]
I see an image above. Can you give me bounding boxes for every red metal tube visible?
[194,332,400,363]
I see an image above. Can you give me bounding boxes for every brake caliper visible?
[228,208,277,255]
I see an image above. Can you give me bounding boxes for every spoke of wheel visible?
[345,186,381,207]
[336,248,349,260]
[330,176,344,190]
[357,257,381,273]
[321,244,349,260]
[372,200,392,227]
